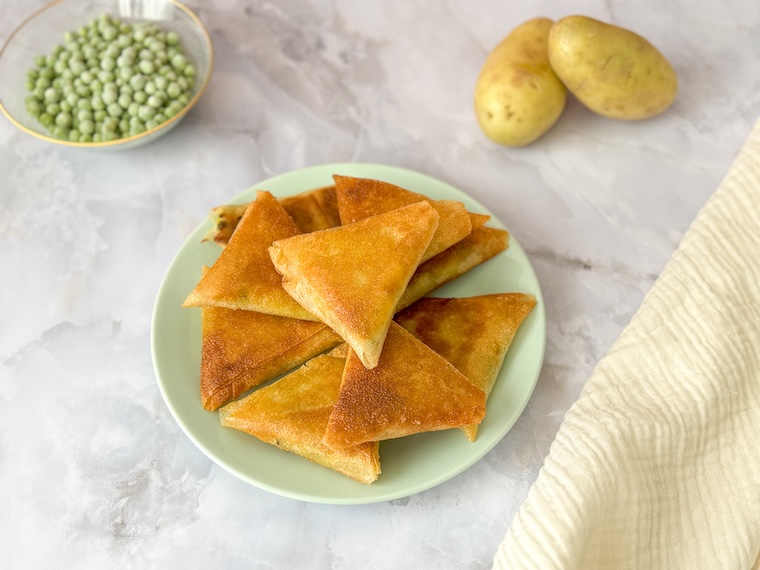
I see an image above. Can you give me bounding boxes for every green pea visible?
[98,69,115,83]
[144,81,156,95]
[102,117,119,131]
[154,112,166,124]
[129,74,146,91]
[60,101,72,112]
[91,94,105,110]
[39,112,53,126]
[101,57,116,72]
[127,101,140,117]
[80,70,94,84]
[43,87,59,102]
[137,104,154,121]
[119,118,129,132]
[25,79,35,91]
[170,53,186,71]
[46,102,61,116]
[94,109,107,122]
[26,99,42,116]
[101,90,116,105]
[166,82,180,99]
[147,94,163,108]
[77,108,92,121]
[68,129,81,141]
[69,60,86,75]
[144,119,158,130]
[119,66,135,81]
[183,64,196,78]
[149,40,165,53]
[117,34,131,48]
[77,98,91,110]
[92,132,102,142]
[79,133,92,142]
[54,60,67,74]
[90,79,102,93]
[138,59,155,74]
[116,54,133,68]
[36,76,52,90]
[133,29,147,43]
[61,69,75,81]
[117,93,132,108]
[33,86,46,100]
[52,126,69,139]
[79,119,94,134]
[166,31,179,46]
[134,89,148,103]
[35,55,46,67]
[107,102,123,117]
[55,111,72,127]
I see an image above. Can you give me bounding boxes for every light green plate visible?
[151,163,546,504]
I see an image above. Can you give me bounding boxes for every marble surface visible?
[1,0,759,567]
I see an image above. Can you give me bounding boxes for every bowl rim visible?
[0,0,214,148]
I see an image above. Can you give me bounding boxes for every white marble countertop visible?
[2,0,759,568]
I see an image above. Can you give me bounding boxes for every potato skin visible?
[474,18,567,147]
[548,16,677,120]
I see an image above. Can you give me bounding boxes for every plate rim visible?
[151,162,546,504]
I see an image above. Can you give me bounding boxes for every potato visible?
[548,16,677,120]
[474,18,567,147]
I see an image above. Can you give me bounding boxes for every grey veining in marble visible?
[2,0,759,568]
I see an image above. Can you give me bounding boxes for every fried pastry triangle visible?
[323,322,486,448]
[396,293,536,441]
[397,225,510,311]
[269,201,440,368]
[184,190,317,321]
[279,185,341,233]
[219,345,381,484]
[333,175,471,262]
[202,186,340,246]
[200,304,342,411]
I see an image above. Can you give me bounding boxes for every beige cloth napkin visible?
[494,119,760,570]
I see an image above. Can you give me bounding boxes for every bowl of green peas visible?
[0,0,212,150]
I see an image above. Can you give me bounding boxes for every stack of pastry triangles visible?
[183,175,535,484]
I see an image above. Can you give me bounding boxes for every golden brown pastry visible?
[183,190,317,321]
[202,186,340,246]
[469,212,491,230]
[200,304,342,411]
[219,345,381,484]
[269,201,440,369]
[323,322,487,448]
[397,225,510,311]
[333,174,471,262]
[396,293,536,441]
[279,185,341,233]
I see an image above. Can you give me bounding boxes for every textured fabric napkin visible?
[494,120,760,570]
